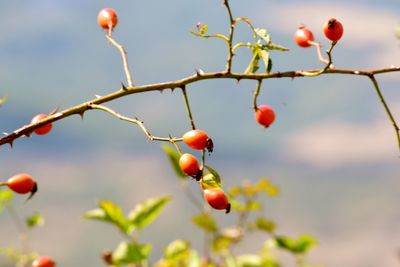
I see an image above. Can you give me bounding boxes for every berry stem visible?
[368,75,400,150]
[253,80,262,111]
[308,41,329,65]
[106,35,134,87]
[170,137,183,155]
[181,87,197,130]
[301,41,337,76]
[0,181,7,187]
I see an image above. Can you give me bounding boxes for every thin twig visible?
[88,104,182,143]
[223,0,236,73]
[368,75,400,150]
[181,87,196,130]
[106,35,134,87]
[1,66,400,147]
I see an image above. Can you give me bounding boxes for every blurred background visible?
[0,0,399,266]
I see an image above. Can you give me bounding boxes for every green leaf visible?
[228,186,242,198]
[112,242,152,265]
[204,165,221,185]
[267,58,273,73]
[256,179,279,197]
[224,251,239,267]
[161,240,201,267]
[197,23,209,36]
[128,196,171,231]
[201,173,221,189]
[274,234,317,254]
[0,190,13,214]
[212,235,232,253]
[255,28,270,43]
[82,208,107,220]
[192,213,218,232]
[82,200,129,234]
[231,200,261,212]
[164,240,190,261]
[255,217,276,233]
[259,50,270,73]
[26,212,44,229]
[162,145,186,179]
[0,95,7,107]
[266,42,289,52]
[236,254,263,267]
[244,51,260,74]
[237,254,280,267]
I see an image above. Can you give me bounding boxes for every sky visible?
[0,1,399,266]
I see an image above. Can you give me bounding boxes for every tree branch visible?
[1,66,399,147]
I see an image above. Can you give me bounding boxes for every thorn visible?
[236,77,242,83]
[8,141,13,148]
[49,107,60,115]
[120,82,127,91]
[95,94,102,99]
[2,132,8,135]
[78,111,85,120]
[195,68,205,76]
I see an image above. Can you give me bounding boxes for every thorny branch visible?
[1,66,399,148]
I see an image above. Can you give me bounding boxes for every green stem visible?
[181,181,204,212]
[369,75,400,151]
[7,206,30,256]
[181,87,196,130]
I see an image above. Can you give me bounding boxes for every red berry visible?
[32,256,56,267]
[31,114,52,135]
[255,105,276,128]
[183,130,212,151]
[7,173,36,194]
[323,18,343,42]
[294,25,314,48]
[97,8,118,30]
[179,153,201,177]
[203,188,230,213]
